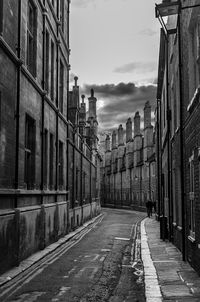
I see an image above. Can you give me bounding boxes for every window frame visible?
[58,140,64,189]
[26,0,37,77]
[49,132,54,190]
[59,59,64,113]
[24,114,36,189]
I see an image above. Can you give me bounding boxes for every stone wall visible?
[0,200,100,274]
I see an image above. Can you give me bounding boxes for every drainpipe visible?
[121,171,122,208]
[156,98,161,219]
[90,150,92,204]
[66,0,70,200]
[178,11,186,261]
[15,0,22,208]
[41,0,46,203]
[80,141,83,206]
[72,132,75,209]
[55,4,60,201]
[149,162,151,201]
[165,32,172,241]
[130,168,132,207]
[114,173,116,207]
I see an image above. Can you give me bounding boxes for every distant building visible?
[0,0,101,274]
[101,101,156,211]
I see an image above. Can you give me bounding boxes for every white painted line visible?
[91,254,100,261]
[75,267,86,278]
[89,267,98,279]
[63,266,77,278]
[141,219,162,302]
[114,237,130,241]
[23,268,44,284]
[58,286,71,296]
[153,260,177,263]
[15,292,45,302]
[100,256,106,262]
[101,249,111,252]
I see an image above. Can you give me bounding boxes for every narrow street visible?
[1,209,146,302]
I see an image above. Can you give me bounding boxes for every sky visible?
[69,0,161,133]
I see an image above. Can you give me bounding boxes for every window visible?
[151,162,155,176]
[50,40,55,100]
[189,153,195,239]
[83,172,86,201]
[45,30,49,92]
[175,70,180,129]
[141,165,144,179]
[171,81,175,135]
[49,133,54,189]
[0,91,1,131]
[58,140,63,188]
[0,0,3,35]
[146,165,149,179]
[162,86,166,130]
[192,22,200,88]
[24,114,36,189]
[188,18,200,99]
[60,0,64,32]
[44,129,48,187]
[59,60,64,113]
[76,167,79,201]
[27,0,37,76]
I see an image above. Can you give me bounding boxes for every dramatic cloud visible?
[113,61,156,74]
[83,82,137,97]
[81,82,157,133]
[139,28,157,36]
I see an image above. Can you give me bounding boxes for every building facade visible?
[101,101,156,211]
[0,0,101,274]
[156,0,200,274]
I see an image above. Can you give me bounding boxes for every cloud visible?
[139,28,157,36]
[113,61,156,74]
[81,82,157,133]
[83,82,137,97]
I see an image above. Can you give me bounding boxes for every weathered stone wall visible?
[0,200,100,274]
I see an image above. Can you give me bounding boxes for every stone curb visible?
[141,218,162,302]
[0,213,103,288]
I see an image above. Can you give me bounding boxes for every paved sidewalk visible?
[141,217,200,301]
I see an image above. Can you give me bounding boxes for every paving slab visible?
[141,217,200,302]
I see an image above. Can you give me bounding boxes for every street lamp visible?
[155,1,179,34]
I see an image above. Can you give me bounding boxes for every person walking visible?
[146,199,153,217]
